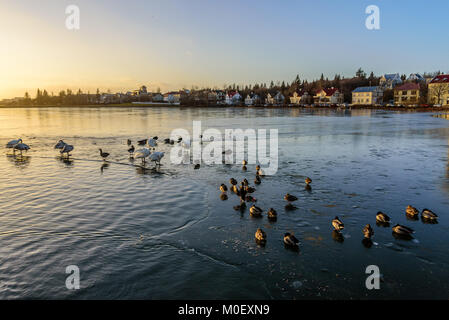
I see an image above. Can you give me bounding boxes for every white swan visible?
[134,148,150,163]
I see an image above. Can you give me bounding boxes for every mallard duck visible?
[233,201,246,212]
[219,184,228,192]
[332,216,344,231]
[305,177,312,185]
[421,208,438,220]
[245,186,255,194]
[362,224,374,238]
[249,205,263,217]
[376,211,390,223]
[283,233,299,247]
[254,175,261,185]
[392,224,414,236]
[255,228,267,242]
[406,205,419,218]
[231,185,240,195]
[243,178,249,186]
[239,184,247,200]
[284,193,298,202]
[245,195,257,202]
[267,208,277,221]
[230,178,237,185]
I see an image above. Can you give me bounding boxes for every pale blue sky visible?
[1,0,448,98]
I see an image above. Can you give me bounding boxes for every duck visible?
[219,184,228,192]
[305,177,312,185]
[134,148,150,163]
[363,224,374,238]
[6,138,22,149]
[242,178,249,186]
[255,228,267,243]
[242,160,248,166]
[137,139,147,145]
[54,140,66,149]
[254,175,261,185]
[376,211,390,223]
[332,216,344,231]
[239,183,247,200]
[245,186,256,194]
[405,205,419,218]
[392,224,414,236]
[229,178,237,186]
[99,148,110,160]
[128,145,135,155]
[245,195,257,203]
[421,208,438,221]
[231,185,240,195]
[284,193,298,202]
[283,233,299,247]
[267,208,277,221]
[249,205,263,217]
[60,144,74,157]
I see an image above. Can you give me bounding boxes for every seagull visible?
[60,144,74,157]
[149,151,164,165]
[13,142,30,155]
[99,148,110,161]
[134,148,150,164]
[54,140,66,149]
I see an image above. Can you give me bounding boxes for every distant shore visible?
[1,103,449,112]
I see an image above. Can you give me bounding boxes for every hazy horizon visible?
[1,0,449,99]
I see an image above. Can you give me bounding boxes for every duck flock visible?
[218,162,439,250]
[6,136,439,250]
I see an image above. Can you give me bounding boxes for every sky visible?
[0,0,448,99]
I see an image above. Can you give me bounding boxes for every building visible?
[352,86,383,105]
[313,88,343,105]
[163,91,181,104]
[380,73,402,89]
[394,83,420,106]
[428,74,449,106]
[289,90,312,105]
[407,73,425,82]
[265,92,285,105]
[152,93,164,102]
[225,91,242,105]
[244,93,261,106]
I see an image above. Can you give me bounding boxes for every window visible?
[411,91,417,95]
[402,91,407,95]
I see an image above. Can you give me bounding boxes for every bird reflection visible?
[362,238,373,248]
[100,162,109,173]
[421,216,438,225]
[392,232,413,241]
[332,230,344,243]
[55,156,74,166]
[6,154,31,168]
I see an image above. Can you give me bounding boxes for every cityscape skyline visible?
[1,0,449,99]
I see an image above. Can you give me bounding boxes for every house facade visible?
[394,83,420,106]
[244,93,261,106]
[225,91,242,105]
[380,73,402,89]
[289,90,312,105]
[313,88,343,105]
[352,86,383,105]
[152,93,164,102]
[265,92,285,105]
[428,74,449,106]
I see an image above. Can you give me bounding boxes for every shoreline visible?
[1,103,449,112]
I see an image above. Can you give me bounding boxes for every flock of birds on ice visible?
[5,136,439,250]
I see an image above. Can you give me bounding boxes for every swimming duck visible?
[219,184,228,192]
[283,233,299,247]
[392,224,414,236]
[245,186,256,193]
[255,228,267,243]
[305,177,312,185]
[99,148,110,161]
[245,195,257,203]
[231,185,240,195]
[332,216,344,231]
[249,205,263,217]
[242,178,249,186]
[362,224,374,238]
[376,211,390,223]
[239,183,247,200]
[284,193,298,202]
[254,175,261,185]
[229,178,237,186]
[405,205,419,218]
[267,208,277,221]
[421,208,438,221]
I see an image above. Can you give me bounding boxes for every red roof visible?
[429,74,449,84]
[394,83,420,91]
[316,87,338,96]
